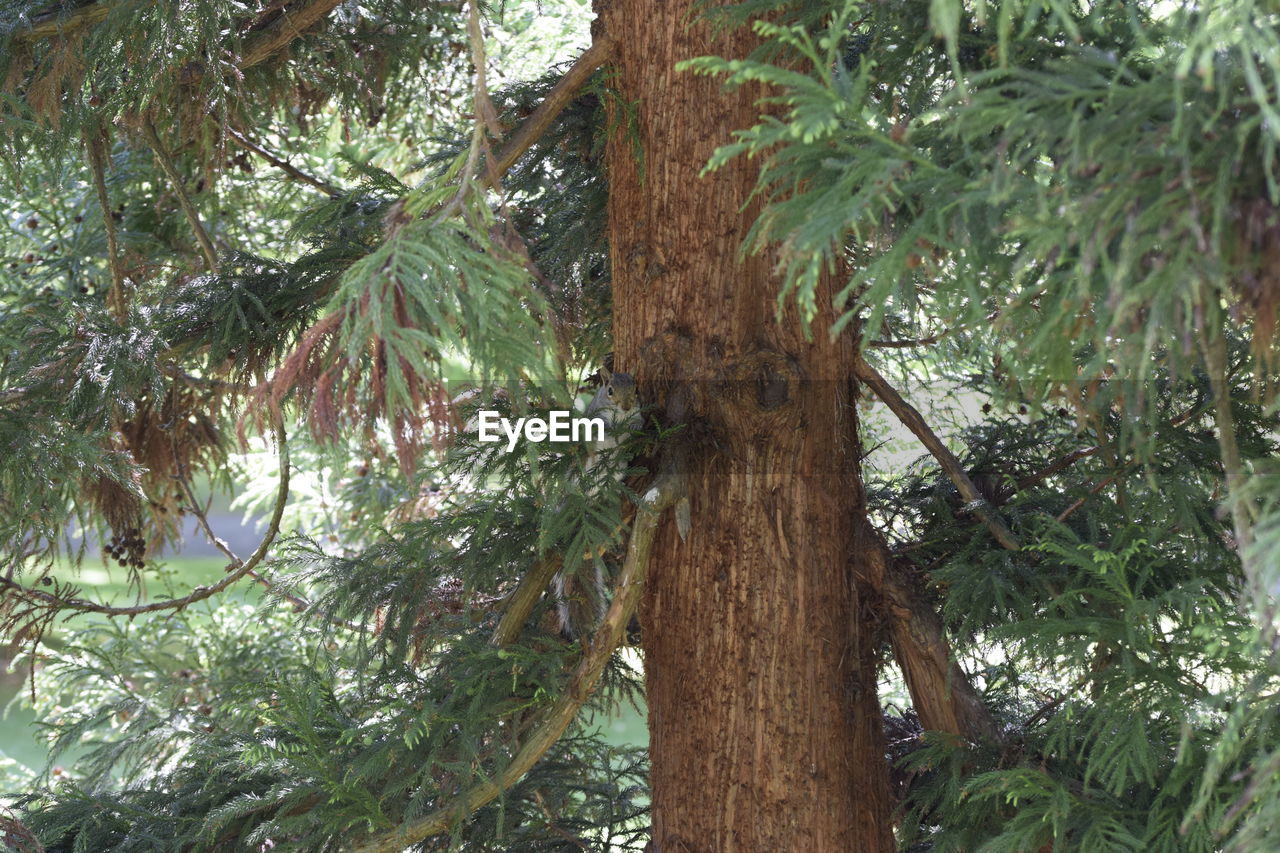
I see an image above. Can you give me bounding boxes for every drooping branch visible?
[350,470,684,853]
[428,33,612,223]
[172,439,310,613]
[0,420,289,618]
[226,128,340,197]
[854,356,1021,551]
[141,120,219,273]
[0,808,43,853]
[436,0,500,220]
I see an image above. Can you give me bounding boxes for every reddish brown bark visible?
[598,2,895,848]
[859,520,998,742]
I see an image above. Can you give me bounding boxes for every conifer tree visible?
[1,0,1280,851]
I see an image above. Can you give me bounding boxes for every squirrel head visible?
[601,368,638,411]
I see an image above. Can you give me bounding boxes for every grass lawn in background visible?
[1,556,651,786]
[0,555,262,781]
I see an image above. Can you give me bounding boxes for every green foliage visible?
[689,1,1279,392]
[689,10,1280,842]
[2,0,1280,850]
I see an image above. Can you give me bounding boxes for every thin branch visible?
[226,128,341,197]
[172,441,310,613]
[350,470,684,853]
[855,356,1021,551]
[1023,670,1092,729]
[1013,388,1211,497]
[83,124,127,320]
[486,36,615,184]
[1055,469,1124,524]
[869,335,941,349]
[0,421,289,618]
[465,0,502,144]
[141,120,219,273]
[1013,446,1099,493]
[434,0,495,221]
[530,790,591,850]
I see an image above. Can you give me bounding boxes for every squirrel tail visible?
[554,560,609,641]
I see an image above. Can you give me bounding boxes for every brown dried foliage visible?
[24,33,86,130]
[81,467,144,543]
[117,379,226,545]
[249,291,455,477]
[0,809,44,853]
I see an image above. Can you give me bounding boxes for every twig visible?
[1055,470,1124,524]
[0,420,289,617]
[349,470,683,853]
[437,33,615,223]
[1013,446,1098,493]
[1023,671,1092,729]
[172,440,311,613]
[83,124,127,320]
[226,127,341,197]
[466,0,503,145]
[530,790,591,850]
[855,356,1021,551]
[141,120,219,273]
[436,0,497,221]
[869,335,941,349]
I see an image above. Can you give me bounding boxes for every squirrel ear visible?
[599,365,613,383]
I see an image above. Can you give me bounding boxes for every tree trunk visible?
[598,3,896,849]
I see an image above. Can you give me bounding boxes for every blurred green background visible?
[0,555,648,785]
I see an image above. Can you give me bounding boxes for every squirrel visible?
[554,367,640,640]
[583,368,639,461]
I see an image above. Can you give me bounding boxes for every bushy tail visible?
[553,559,608,640]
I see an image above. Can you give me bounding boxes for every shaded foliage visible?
[1,0,1279,851]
